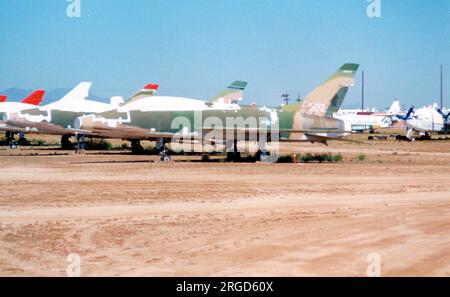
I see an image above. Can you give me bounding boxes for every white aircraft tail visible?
[60,82,92,101]
[388,99,401,114]
[110,96,125,107]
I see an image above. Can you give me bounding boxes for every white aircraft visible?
[1,82,159,147]
[0,90,45,118]
[398,103,450,140]
[0,91,45,144]
[7,82,122,123]
[333,99,401,133]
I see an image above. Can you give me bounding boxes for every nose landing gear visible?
[5,131,28,148]
[130,140,144,154]
[61,135,74,150]
[159,147,171,162]
[406,128,415,141]
[226,139,241,162]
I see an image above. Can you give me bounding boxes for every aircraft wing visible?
[281,134,364,144]
[76,121,178,140]
[199,127,350,134]
[69,122,352,143]
[198,127,355,145]
[0,121,31,133]
[4,119,79,136]
[199,127,351,142]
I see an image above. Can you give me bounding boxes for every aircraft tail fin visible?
[437,108,450,121]
[209,81,248,104]
[388,99,401,114]
[123,83,159,105]
[60,82,92,101]
[0,95,7,103]
[299,63,359,116]
[143,83,159,94]
[401,106,415,120]
[21,90,45,105]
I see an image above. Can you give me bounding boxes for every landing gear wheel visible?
[257,150,270,162]
[61,135,73,150]
[18,137,28,146]
[75,135,87,153]
[160,149,171,162]
[226,151,241,162]
[226,139,242,162]
[131,140,144,154]
[5,131,15,145]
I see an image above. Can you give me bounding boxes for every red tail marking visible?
[22,90,45,105]
[0,95,7,103]
[144,84,159,91]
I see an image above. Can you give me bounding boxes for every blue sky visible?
[0,0,449,108]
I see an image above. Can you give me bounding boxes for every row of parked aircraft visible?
[399,104,450,140]
[333,100,402,133]
[334,99,449,140]
[0,64,361,160]
[1,63,448,160]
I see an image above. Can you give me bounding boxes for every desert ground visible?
[0,135,449,276]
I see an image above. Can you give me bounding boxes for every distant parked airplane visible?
[333,99,401,133]
[0,90,45,144]
[2,83,159,148]
[397,104,449,140]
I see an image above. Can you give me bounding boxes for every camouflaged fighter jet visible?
[75,63,359,161]
[2,82,159,148]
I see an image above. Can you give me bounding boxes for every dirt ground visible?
[0,136,449,276]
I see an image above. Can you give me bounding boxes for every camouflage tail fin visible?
[299,63,359,116]
[209,81,248,105]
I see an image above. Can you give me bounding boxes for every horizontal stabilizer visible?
[22,90,45,105]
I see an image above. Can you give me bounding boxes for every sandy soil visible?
[0,138,449,276]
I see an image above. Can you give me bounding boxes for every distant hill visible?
[0,87,108,105]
